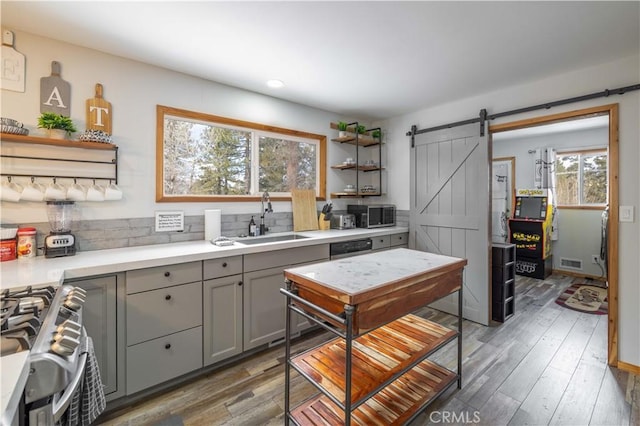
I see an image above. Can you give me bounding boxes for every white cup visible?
[21,180,46,202]
[66,181,87,201]
[44,181,67,200]
[86,183,105,201]
[104,182,122,201]
[0,179,23,202]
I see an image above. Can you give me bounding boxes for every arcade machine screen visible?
[517,197,545,220]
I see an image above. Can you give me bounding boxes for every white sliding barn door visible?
[410,123,490,325]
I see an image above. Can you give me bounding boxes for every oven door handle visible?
[52,343,88,422]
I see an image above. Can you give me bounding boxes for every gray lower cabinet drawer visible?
[390,233,409,247]
[203,256,242,280]
[126,261,202,294]
[127,281,202,345]
[126,326,203,395]
[244,244,329,272]
[371,235,391,251]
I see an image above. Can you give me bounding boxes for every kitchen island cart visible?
[281,248,466,425]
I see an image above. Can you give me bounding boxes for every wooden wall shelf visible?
[1,133,118,150]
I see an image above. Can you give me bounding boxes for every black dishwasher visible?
[329,238,373,259]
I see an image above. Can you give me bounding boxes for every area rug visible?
[555,283,608,315]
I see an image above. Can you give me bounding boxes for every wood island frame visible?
[280,248,467,425]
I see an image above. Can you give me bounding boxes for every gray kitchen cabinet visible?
[67,273,125,401]
[126,281,202,345]
[203,274,243,366]
[125,262,203,395]
[243,244,329,350]
[371,232,409,252]
[371,235,391,251]
[126,326,203,395]
[390,232,409,248]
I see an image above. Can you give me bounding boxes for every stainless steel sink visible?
[235,234,311,245]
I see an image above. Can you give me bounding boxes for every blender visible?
[44,201,76,258]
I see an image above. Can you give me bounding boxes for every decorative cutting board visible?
[86,83,112,134]
[1,30,25,92]
[292,189,319,232]
[40,61,70,116]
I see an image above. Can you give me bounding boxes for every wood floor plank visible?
[548,312,599,372]
[477,390,521,425]
[589,367,631,425]
[460,340,531,409]
[497,308,578,403]
[549,359,606,425]
[507,366,572,426]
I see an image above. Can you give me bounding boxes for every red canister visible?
[17,227,37,259]
[0,238,17,261]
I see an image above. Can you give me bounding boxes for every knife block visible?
[318,213,330,230]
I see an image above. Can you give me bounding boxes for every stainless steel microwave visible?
[347,204,396,228]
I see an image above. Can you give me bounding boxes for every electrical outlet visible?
[592,255,599,264]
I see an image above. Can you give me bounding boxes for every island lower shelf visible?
[291,358,456,425]
[289,314,459,424]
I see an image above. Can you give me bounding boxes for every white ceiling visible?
[1,1,639,120]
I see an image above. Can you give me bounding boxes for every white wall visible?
[0,30,362,225]
[493,126,609,277]
[378,54,640,366]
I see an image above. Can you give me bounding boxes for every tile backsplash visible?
[13,210,408,255]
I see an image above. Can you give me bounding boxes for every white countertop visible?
[0,227,408,292]
[0,352,29,426]
[0,226,407,423]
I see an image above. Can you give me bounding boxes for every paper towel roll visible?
[204,209,221,241]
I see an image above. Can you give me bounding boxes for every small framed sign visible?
[155,211,184,232]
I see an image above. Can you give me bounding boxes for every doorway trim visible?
[489,103,619,366]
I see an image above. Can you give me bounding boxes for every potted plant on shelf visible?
[337,121,348,138]
[37,112,77,139]
[372,129,381,140]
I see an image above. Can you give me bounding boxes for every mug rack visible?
[0,133,118,183]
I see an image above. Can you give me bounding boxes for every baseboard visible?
[552,269,605,281]
[617,360,640,375]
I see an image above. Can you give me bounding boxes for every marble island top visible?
[285,248,467,305]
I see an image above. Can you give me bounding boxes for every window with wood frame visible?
[555,148,608,207]
[156,105,326,202]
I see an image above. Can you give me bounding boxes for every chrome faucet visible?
[260,191,273,235]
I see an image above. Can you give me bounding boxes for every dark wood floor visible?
[98,274,639,426]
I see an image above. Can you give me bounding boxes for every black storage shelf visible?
[492,243,516,323]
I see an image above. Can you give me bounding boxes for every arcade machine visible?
[508,188,554,279]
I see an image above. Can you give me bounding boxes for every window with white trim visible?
[555,149,608,206]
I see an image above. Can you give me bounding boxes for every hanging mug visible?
[66,179,87,201]
[44,179,66,200]
[0,177,22,202]
[21,178,46,202]
[104,181,123,201]
[86,181,105,202]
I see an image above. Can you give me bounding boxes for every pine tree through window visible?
[555,149,608,206]
[156,105,326,202]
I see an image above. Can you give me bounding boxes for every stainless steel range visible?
[1,284,104,425]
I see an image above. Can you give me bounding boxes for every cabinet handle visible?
[165,343,171,350]
[238,281,243,286]
[165,294,172,301]
[164,271,170,277]
[222,262,228,267]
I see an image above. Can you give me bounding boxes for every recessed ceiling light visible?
[267,79,284,88]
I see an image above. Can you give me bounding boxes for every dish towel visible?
[60,336,106,425]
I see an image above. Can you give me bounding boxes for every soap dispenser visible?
[249,216,257,236]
